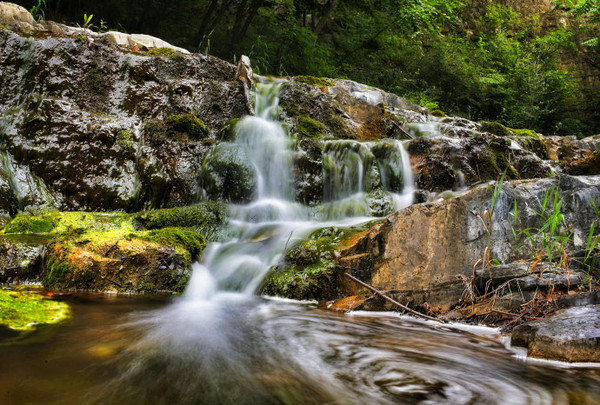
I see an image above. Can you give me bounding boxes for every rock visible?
[235,55,253,83]
[0,208,225,292]
[0,237,47,284]
[0,2,43,31]
[200,143,257,203]
[332,175,600,311]
[126,33,190,54]
[0,28,240,211]
[511,305,600,362]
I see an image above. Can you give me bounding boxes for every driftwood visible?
[344,273,444,323]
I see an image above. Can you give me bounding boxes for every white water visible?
[186,79,415,300]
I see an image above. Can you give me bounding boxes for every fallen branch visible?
[344,273,444,323]
[390,120,414,139]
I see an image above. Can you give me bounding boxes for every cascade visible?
[187,79,414,300]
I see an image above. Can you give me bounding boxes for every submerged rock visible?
[511,305,600,362]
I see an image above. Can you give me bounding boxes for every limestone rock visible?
[511,305,600,362]
[0,2,43,31]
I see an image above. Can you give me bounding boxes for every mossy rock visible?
[133,203,228,238]
[295,115,328,139]
[0,288,70,331]
[566,152,600,175]
[261,261,335,300]
[165,114,208,139]
[508,128,548,158]
[294,75,335,87]
[141,227,205,258]
[146,47,184,58]
[201,143,256,203]
[480,121,511,137]
[4,215,55,234]
[430,109,446,118]
[144,114,208,145]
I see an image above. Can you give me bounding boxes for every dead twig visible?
[344,273,444,323]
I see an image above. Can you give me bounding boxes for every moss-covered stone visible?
[141,227,205,258]
[0,287,70,331]
[144,114,208,145]
[430,109,446,117]
[0,208,223,293]
[4,215,55,234]
[295,115,327,139]
[146,47,184,58]
[217,118,241,142]
[294,75,335,87]
[165,114,208,139]
[509,128,548,158]
[133,202,227,238]
[480,121,511,137]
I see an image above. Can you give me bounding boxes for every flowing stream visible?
[2,80,600,404]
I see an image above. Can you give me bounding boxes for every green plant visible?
[472,170,506,296]
[82,14,94,30]
[30,0,47,22]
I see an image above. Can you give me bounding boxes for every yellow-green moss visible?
[295,75,335,87]
[141,227,205,258]
[3,215,55,234]
[295,115,328,139]
[165,114,208,139]
[481,121,511,137]
[0,288,70,331]
[508,128,548,157]
[146,47,184,58]
[430,109,446,117]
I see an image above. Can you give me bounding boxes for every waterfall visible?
[186,79,414,300]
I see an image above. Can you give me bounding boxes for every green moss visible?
[4,215,55,234]
[145,114,208,144]
[509,128,548,157]
[116,129,135,152]
[481,121,511,137]
[430,109,446,117]
[146,47,184,58]
[295,115,328,139]
[323,114,353,139]
[133,202,227,240]
[88,59,107,95]
[0,288,70,331]
[165,114,208,139]
[262,261,335,299]
[142,227,205,258]
[44,258,70,287]
[295,75,335,87]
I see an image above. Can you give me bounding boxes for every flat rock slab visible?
[511,305,600,362]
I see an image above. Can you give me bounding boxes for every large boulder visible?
[331,175,600,310]
[512,305,600,362]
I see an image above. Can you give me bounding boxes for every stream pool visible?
[1,293,599,405]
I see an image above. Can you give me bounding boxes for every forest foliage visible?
[15,0,600,136]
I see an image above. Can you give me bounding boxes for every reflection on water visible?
[2,294,599,405]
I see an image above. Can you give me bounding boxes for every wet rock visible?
[0,27,242,212]
[0,236,47,284]
[407,135,550,192]
[511,305,600,362]
[333,175,600,311]
[200,143,257,203]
